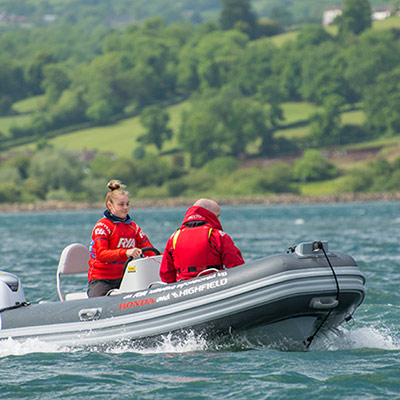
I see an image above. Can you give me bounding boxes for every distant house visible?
[372,8,391,20]
[322,7,342,26]
[323,6,392,26]
[0,12,29,23]
[43,14,57,23]
[107,15,134,27]
[10,15,29,23]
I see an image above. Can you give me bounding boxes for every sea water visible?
[0,202,399,399]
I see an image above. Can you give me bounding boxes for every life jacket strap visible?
[172,229,181,249]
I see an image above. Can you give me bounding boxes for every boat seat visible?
[65,292,88,301]
[56,243,90,301]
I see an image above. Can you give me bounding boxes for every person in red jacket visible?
[88,180,156,297]
[160,198,244,283]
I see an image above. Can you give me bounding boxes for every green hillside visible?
[1,1,400,204]
[9,100,316,157]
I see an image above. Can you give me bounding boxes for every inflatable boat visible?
[0,241,365,348]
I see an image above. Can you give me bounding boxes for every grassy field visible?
[275,102,317,139]
[299,176,349,196]
[281,102,318,124]
[12,96,45,114]
[269,30,299,46]
[47,100,324,157]
[48,102,191,158]
[50,117,145,158]
[275,105,365,140]
[0,96,44,136]
[0,114,32,136]
[275,124,310,140]
[373,16,400,30]
[341,109,365,125]
[5,97,374,161]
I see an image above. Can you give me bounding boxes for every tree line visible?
[2,144,400,203]
[1,0,373,30]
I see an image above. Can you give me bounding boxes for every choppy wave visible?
[1,203,399,400]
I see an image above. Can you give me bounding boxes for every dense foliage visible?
[1,0,400,203]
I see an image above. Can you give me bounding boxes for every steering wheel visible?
[122,247,161,276]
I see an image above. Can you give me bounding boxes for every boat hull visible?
[0,250,366,347]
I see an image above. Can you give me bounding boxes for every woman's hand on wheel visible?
[126,247,142,258]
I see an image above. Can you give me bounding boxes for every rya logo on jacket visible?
[117,238,136,248]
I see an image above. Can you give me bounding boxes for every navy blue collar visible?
[104,209,132,223]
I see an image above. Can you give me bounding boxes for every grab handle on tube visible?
[309,297,339,310]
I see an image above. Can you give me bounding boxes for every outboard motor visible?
[0,271,26,311]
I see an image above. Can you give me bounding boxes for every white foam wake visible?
[314,325,400,351]
[0,330,209,357]
[103,330,209,354]
[0,337,65,357]
[3,325,396,356]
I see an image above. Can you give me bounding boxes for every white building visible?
[372,8,391,20]
[322,7,342,26]
[323,6,392,26]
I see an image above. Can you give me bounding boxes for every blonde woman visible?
[88,180,156,297]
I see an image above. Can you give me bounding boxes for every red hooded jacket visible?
[159,206,244,283]
[89,211,155,281]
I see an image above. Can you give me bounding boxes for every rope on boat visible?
[305,241,340,348]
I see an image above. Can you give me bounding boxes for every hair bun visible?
[107,180,122,191]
